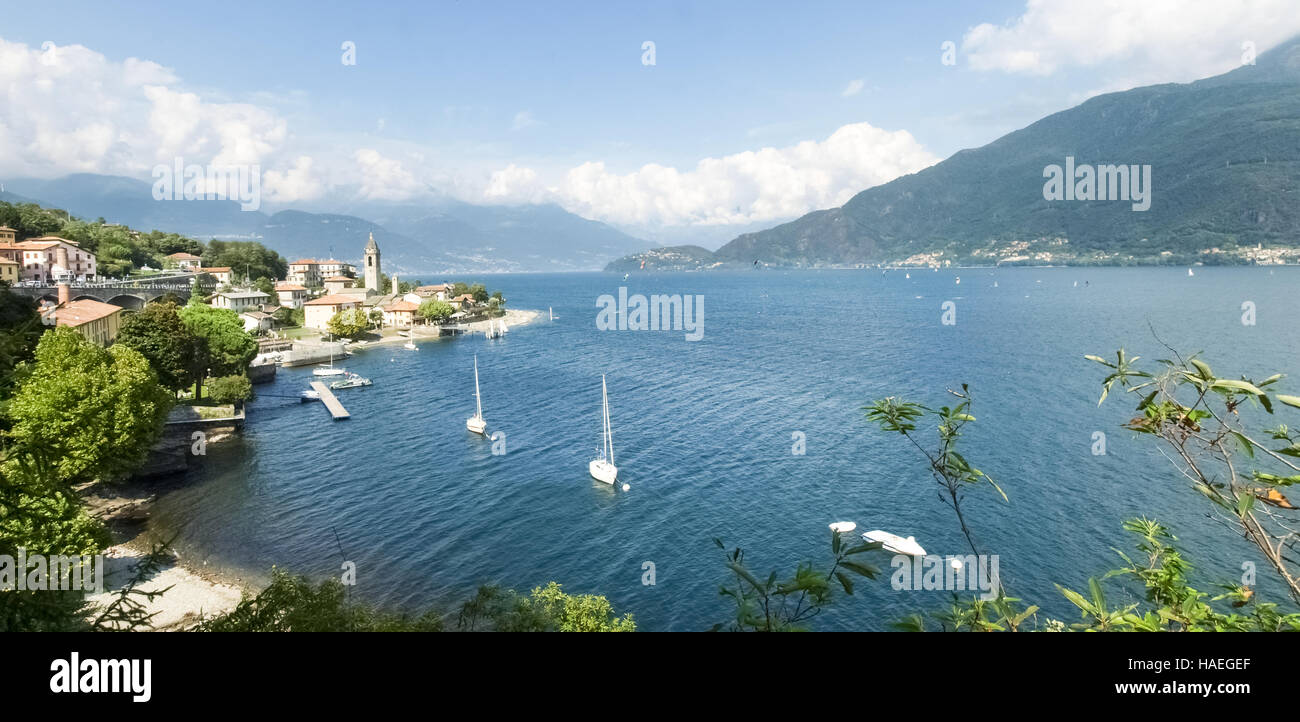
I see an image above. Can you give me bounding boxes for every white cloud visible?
[962,0,1300,82]
[0,38,286,177]
[841,78,866,97]
[482,122,939,227]
[352,148,424,201]
[263,155,325,204]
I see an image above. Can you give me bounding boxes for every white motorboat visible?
[467,355,486,435]
[862,530,926,556]
[329,373,371,390]
[300,389,320,401]
[588,375,618,484]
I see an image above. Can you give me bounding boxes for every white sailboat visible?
[1188,268,1195,277]
[466,356,487,435]
[500,318,509,334]
[313,334,347,376]
[588,375,618,484]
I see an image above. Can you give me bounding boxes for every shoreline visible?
[344,308,543,351]
[80,308,546,628]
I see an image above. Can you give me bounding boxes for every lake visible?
[146,267,1300,630]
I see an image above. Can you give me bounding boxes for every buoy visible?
[621,483,630,492]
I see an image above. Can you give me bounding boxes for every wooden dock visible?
[309,381,350,420]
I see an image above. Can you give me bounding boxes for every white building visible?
[211,290,271,312]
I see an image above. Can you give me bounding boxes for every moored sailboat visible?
[588,375,618,484]
[467,355,487,435]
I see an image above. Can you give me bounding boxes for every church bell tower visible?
[363,232,381,292]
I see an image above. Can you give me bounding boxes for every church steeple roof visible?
[365,231,379,252]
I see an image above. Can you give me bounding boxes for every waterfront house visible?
[240,310,274,334]
[212,290,271,312]
[381,299,419,328]
[303,293,362,330]
[44,296,123,346]
[323,275,355,294]
[166,251,203,270]
[274,281,308,309]
[415,283,453,301]
[450,293,476,310]
[0,258,17,284]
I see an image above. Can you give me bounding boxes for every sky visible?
[2,0,1299,245]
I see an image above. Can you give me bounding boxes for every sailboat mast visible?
[602,375,614,465]
[474,356,483,418]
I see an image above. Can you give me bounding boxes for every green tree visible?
[470,283,489,303]
[207,375,253,404]
[5,328,173,484]
[178,303,257,398]
[457,582,635,632]
[202,240,288,281]
[417,299,453,324]
[326,308,368,340]
[115,301,200,394]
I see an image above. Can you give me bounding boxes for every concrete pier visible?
[310,381,350,420]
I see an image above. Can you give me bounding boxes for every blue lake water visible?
[147,267,1300,630]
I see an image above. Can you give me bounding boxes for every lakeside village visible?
[3,221,525,465]
[5,226,519,386]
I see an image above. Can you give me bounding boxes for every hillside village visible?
[0,219,506,357]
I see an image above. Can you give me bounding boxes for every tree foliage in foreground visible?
[1088,348,1300,605]
[5,328,173,485]
[195,573,633,632]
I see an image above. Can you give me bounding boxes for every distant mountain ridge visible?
[1,175,651,274]
[608,36,1300,271]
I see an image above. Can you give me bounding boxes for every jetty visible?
[309,381,350,420]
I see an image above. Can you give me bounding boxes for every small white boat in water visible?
[1188,268,1195,277]
[403,340,418,350]
[329,373,372,390]
[313,336,347,375]
[467,355,487,435]
[829,521,857,534]
[300,389,320,401]
[588,375,618,484]
[862,530,927,556]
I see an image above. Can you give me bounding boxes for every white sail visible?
[467,355,486,434]
[589,374,618,483]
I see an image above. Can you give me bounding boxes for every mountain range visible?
[0,175,650,274]
[608,36,1300,271]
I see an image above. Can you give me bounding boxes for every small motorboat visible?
[862,530,926,556]
[828,521,857,534]
[330,373,372,390]
[300,389,320,401]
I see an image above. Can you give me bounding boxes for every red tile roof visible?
[303,294,363,306]
[53,299,122,326]
[383,300,419,312]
